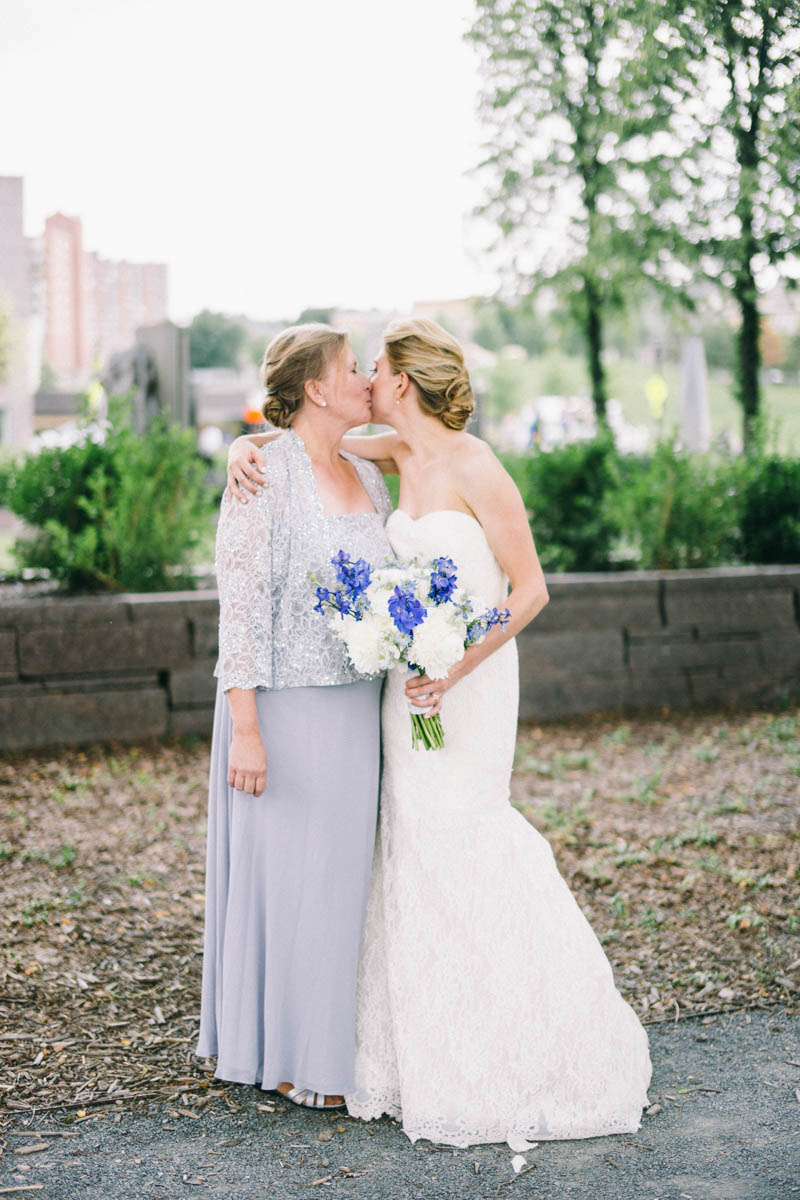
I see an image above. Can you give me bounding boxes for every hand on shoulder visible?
[227,430,285,503]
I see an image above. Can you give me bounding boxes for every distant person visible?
[224,317,652,1146]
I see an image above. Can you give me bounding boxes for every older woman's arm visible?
[215,486,275,795]
[226,688,267,796]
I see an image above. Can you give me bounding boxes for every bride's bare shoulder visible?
[452,433,503,478]
[452,434,522,519]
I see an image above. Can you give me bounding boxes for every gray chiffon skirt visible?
[196,678,382,1094]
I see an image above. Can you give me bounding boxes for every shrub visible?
[612,443,744,570]
[504,435,800,572]
[3,397,213,592]
[738,455,800,564]
[516,436,622,572]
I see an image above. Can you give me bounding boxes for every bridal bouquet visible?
[311,550,510,750]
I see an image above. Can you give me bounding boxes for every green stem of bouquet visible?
[410,712,444,751]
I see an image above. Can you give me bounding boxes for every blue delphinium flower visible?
[466,605,511,645]
[332,551,372,595]
[428,556,458,605]
[314,552,373,620]
[313,586,331,615]
[388,585,427,636]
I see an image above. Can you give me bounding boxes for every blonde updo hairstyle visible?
[383,317,474,431]
[260,323,348,428]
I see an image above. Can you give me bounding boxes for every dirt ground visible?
[1,706,798,1125]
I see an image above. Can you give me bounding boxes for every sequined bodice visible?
[215,429,394,692]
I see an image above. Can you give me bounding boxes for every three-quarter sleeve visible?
[214,487,274,692]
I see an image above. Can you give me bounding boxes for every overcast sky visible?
[1,0,497,321]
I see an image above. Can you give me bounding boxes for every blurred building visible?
[332,308,393,370]
[191,364,262,431]
[761,281,800,338]
[0,176,41,447]
[44,213,85,378]
[0,175,171,445]
[44,210,169,385]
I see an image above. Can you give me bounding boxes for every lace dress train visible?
[346,510,652,1147]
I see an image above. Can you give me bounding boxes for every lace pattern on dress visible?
[214,429,394,692]
[347,510,652,1148]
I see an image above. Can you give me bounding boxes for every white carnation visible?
[409,604,467,679]
[340,612,404,675]
[366,584,397,622]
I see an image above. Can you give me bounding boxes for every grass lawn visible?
[0,529,16,573]
[1,707,797,1116]
[488,352,800,453]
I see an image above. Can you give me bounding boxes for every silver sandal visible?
[282,1086,345,1110]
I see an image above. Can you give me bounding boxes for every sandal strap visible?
[283,1085,342,1109]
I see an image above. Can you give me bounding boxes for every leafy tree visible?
[469,0,686,422]
[504,302,549,356]
[473,299,549,355]
[249,335,267,368]
[473,304,508,352]
[485,357,528,418]
[659,0,800,446]
[189,310,246,369]
[698,320,737,372]
[297,307,334,325]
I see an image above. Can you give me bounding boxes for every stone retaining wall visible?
[1,566,798,751]
[517,566,800,720]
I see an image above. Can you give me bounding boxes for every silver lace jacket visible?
[214,428,394,692]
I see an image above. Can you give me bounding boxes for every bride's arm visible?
[226,431,280,503]
[227,429,399,502]
[338,431,400,473]
[404,444,548,712]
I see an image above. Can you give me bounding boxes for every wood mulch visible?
[0,707,798,1124]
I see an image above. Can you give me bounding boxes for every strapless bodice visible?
[386,509,508,609]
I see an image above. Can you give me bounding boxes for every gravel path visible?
[3,1007,798,1199]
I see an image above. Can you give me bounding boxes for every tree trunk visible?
[584,276,607,425]
[734,265,761,451]
[731,67,762,451]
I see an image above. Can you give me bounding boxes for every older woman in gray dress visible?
[196,324,393,1108]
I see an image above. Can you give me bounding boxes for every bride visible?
[227,317,652,1148]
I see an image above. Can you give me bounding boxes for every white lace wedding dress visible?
[346,509,652,1148]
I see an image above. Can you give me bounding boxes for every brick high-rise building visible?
[0,177,170,443]
[43,212,169,383]
[44,213,86,378]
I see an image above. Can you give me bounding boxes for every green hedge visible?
[0,397,213,592]
[501,439,800,572]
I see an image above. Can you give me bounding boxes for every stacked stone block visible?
[518,567,800,720]
[0,567,798,750]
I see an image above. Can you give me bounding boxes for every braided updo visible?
[260,324,348,428]
[383,317,474,431]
